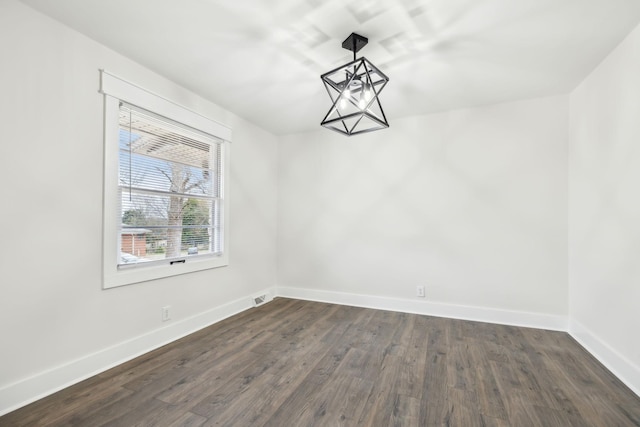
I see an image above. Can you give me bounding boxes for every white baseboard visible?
[569,319,640,397]
[0,287,276,416]
[276,286,568,331]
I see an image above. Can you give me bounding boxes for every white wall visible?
[278,95,569,325]
[569,22,640,395]
[0,0,277,413]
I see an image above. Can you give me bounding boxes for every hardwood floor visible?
[2,298,639,426]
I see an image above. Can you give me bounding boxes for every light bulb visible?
[340,88,351,110]
[358,93,367,109]
[364,83,373,102]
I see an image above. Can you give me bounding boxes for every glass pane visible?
[118,105,221,198]
[119,191,220,265]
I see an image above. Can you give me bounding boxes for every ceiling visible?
[20,0,640,136]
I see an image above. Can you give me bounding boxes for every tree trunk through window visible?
[164,163,205,259]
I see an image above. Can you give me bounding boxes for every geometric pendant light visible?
[320,33,390,136]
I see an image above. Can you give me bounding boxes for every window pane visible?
[119,192,221,263]
[118,103,222,267]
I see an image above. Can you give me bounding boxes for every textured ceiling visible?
[20,0,640,135]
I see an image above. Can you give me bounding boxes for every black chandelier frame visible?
[320,33,390,136]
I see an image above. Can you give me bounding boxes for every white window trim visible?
[100,70,231,289]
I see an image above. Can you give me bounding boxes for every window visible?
[101,71,231,288]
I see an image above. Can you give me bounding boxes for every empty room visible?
[1,0,639,425]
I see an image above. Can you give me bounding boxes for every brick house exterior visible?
[121,228,150,257]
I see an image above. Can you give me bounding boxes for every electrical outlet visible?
[161,306,171,322]
[416,286,425,298]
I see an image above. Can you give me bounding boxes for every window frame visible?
[100,70,231,289]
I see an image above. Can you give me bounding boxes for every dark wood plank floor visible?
[2,298,639,426]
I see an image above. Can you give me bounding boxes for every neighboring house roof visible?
[121,227,152,235]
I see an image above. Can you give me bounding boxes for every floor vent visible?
[252,293,270,307]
